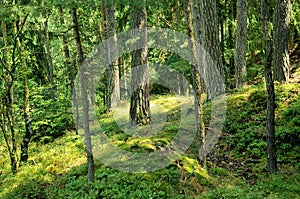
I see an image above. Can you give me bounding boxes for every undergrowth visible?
[1,74,300,198]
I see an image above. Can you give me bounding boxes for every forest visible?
[0,0,300,198]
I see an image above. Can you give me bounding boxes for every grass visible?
[1,69,300,198]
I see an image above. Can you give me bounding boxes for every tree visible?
[261,0,278,173]
[72,6,95,182]
[273,0,291,83]
[18,25,34,163]
[104,0,120,110]
[12,6,34,164]
[235,0,248,87]
[0,0,17,173]
[184,0,207,168]
[129,0,151,126]
[58,6,79,135]
[191,0,224,100]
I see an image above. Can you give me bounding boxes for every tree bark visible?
[44,18,53,83]
[185,0,207,168]
[228,5,235,80]
[12,16,34,164]
[273,0,291,83]
[261,0,278,173]
[235,0,248,87]
[191,0,224,100]
[72,7,95,183]
[104,0,120,110]
[58,6,79,135]
[129,0,151,126]
[1,4,17,173]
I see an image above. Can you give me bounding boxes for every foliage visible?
[0,0,300,198]
[199,173,300,199]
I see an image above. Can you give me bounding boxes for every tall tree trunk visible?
[104,0,120,110]
[44,18,53,83]
[1,4,17,173]
[199,0,223,75]
[184,0,207,168]
[129,0,151,126]
[261,0,278,173]
[273,0,291,83]
[192,0,224,100]
[58,6,79,135]
[100,0,110,109]
[13,16,34,164]
[120,56,128,100]
[228,5,235,81]
[218,0,226,67]
[235,0,248,87]
[72,7,95,183]
[44,15,56,105]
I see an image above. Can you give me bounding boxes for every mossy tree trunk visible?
[185,0,207,168]
[1,0,17,173]
[72,7,95,183]
[14,15,34,164]
[129,0,151,126]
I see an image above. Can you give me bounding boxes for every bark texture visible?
[72,7,95,182]
[129,0,151,126]
[273,0,291,82]
[185,0,207,167]
[235,0,248,87]
[104,0,120,110]
[261,0,278,173]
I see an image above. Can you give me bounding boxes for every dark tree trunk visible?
[72,7,95,183]
[235,0,248,87]
[44,18,53,83]
[273,0,291,83]
[100,0,110,109]
[44,16,56,105]
[17,32,33,164]
[129,0,151,126]
[261,0,278,173]
[58,6,79,135]
[11,13,34,164]
[228,5,235,80]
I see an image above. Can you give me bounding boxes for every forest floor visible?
[1,66,300,198]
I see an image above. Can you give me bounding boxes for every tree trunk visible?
[44,18,54,83]
[273,0,291,83]
[129,0,151,126]
[104,0,120,110]
[1,6,17,173]
[185,0,207,168]
[261,0,278,173]
[191,0,224,100]
[235,0,248,87]
[217,1,226,68]
[13,16,34,164]
[10,18,33,164]
[72,7,95,183]
[58,6,79,135]
[100,0,111,110]
[44,15,56,105]
[228,5,235,80]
